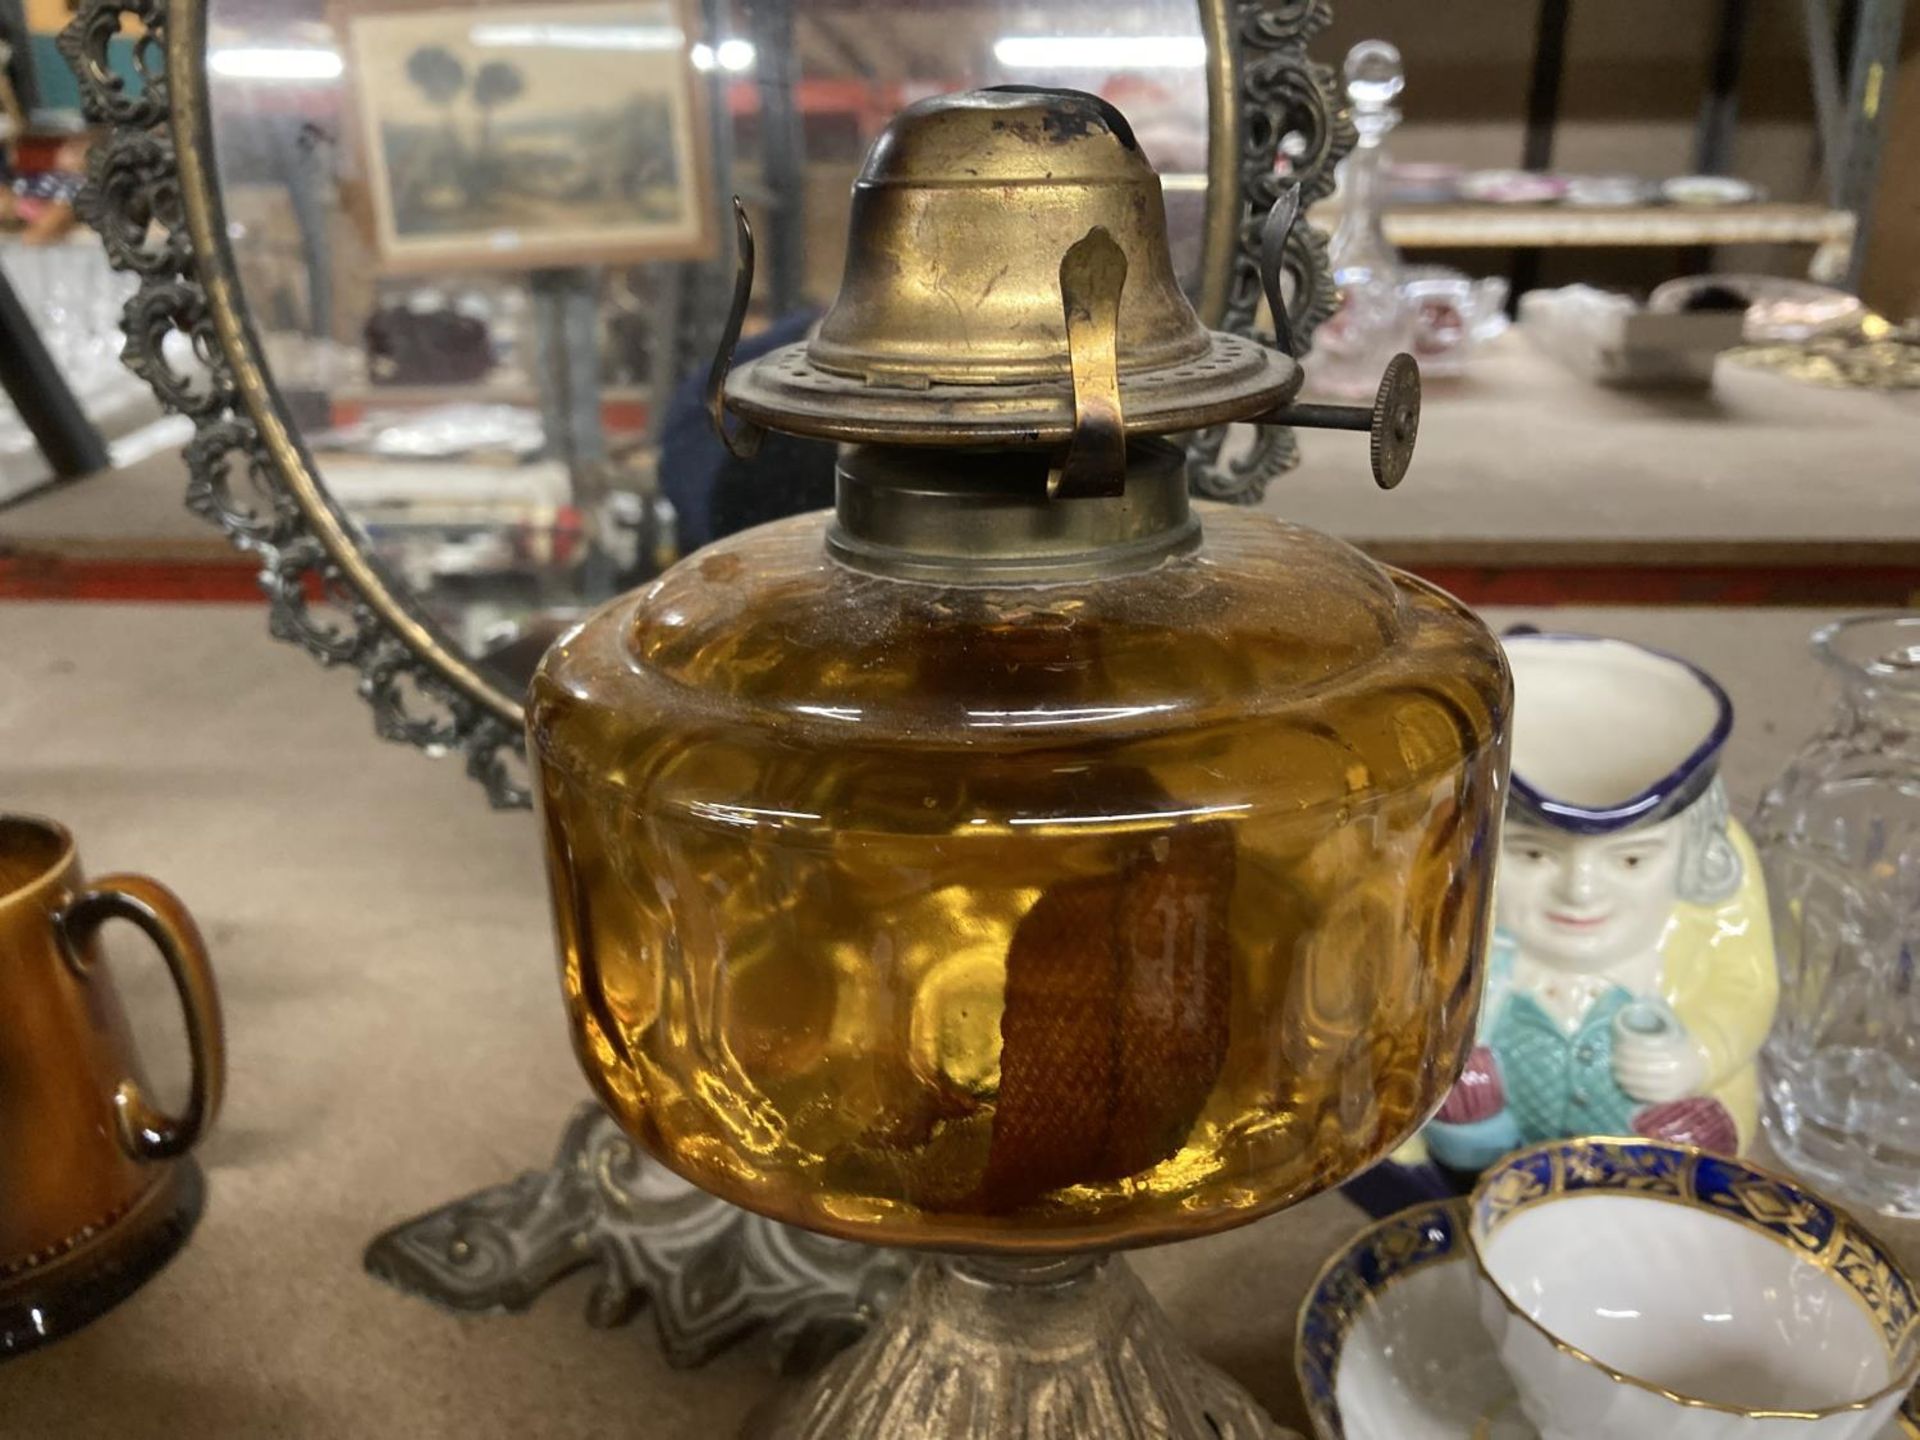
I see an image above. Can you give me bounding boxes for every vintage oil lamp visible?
[529,88,1509,1438]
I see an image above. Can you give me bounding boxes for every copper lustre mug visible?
[0,814,224,1357]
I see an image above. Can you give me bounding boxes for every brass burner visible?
[721,88,1299,454]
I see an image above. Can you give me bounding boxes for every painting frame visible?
[338,0,715,273]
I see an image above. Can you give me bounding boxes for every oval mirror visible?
[65,0,1349,806]
[208,0,1226,668]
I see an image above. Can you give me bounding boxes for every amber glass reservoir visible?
[530,442,1508,1252]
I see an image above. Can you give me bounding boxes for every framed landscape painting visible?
[344,0,713,271]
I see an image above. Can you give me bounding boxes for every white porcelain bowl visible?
[1469,1139,1919,1439]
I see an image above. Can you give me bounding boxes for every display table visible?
[7,334,1920,607]
[0,600,1913,1437]
[1278,334,1920,600]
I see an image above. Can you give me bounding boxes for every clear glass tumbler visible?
[1754,612,1920,1216]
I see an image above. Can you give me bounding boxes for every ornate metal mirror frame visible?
[59,0,1355,1370]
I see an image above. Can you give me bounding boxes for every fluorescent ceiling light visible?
[993,35,1206,69]
[690,38,756,72]
[207,46,344,81]
[470,23,685,50]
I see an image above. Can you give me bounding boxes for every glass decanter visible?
[528,87,1505,1438]
[1311,41,1415,400]
[1754,613,1920,1218]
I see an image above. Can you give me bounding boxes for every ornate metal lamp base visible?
[363,1104,910,1372]
[746,1253,1298,1440]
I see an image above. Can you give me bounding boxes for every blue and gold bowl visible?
[1469,1138,1920,1439]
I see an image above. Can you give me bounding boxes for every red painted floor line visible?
[0,556,263,603]
[1412,565,1920,608]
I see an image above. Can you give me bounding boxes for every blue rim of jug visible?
[1502,632,1734,836]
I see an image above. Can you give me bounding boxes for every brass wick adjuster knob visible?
[1368,352,1421,490]
[1254,353,1422,490]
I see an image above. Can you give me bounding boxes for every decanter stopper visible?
[1346,40,1404,146]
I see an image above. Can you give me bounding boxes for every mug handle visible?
[56,875,226,1162]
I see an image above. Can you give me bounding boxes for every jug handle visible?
[58,875,226,1162]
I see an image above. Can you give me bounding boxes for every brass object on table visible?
[532,87,1507,1438]
[1725,314,1920,391]
[0,814,224,1357]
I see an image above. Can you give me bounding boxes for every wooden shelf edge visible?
[1312,202,1855,249]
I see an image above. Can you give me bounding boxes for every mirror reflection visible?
[204,0,1215,690]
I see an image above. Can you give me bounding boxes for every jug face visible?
[0,814,224,1357]
[1496,815,1687,973]
[1495,630,1736,980]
